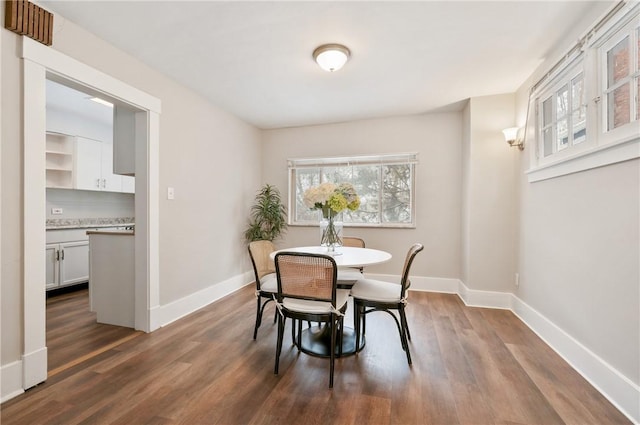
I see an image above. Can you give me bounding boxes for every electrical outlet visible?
[51,208,63,215]
[515,272,520,287]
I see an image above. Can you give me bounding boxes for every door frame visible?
[21,37,161,389]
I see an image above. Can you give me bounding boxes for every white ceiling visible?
[46,79,114,125]
[40,1,611,130]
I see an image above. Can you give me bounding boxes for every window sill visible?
[527,136,639,182]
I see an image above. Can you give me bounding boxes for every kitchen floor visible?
[46,286,140,375]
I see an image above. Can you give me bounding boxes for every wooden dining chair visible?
[342,236,365,249]
[248,240,278,340]
[337,236,366,285]
[273,251,349,388]
[350,243,424,364]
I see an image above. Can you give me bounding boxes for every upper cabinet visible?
[75,136,121,192]
[46,133,134,194]
[113,106,136,176]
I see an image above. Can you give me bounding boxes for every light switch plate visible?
[51,208,63,215]
[167,187,175,200]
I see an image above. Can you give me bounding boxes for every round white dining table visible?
[269,245,392,268]
[269,245,392,358]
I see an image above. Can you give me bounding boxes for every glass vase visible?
[320,210,343,253]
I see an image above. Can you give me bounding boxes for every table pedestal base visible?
[297,325,364,358]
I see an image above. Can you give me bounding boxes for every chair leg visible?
[253,297,262,340]
[338,316,344,357]
[362,306,367,337]
[399,306,412,365]
[291,318,296,344]
[404,306,412,341]
[354,302,362,352]
[329,316,336,388]
[275,315,285,374]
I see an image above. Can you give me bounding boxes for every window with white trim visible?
[288,153,417,227]
[537,67,588,160]
[600,17,640,139]
[528,2,640,182]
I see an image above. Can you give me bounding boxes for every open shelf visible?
[46,133,74,189]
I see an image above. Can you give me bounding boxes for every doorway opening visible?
[22,37,161,390]
[44,78,140,375]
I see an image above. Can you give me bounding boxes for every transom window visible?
[601,20,640,133]
[538,69,587,159]
[288,153,417,227]
[528,3,639,182]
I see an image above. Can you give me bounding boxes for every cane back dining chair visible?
[273,252,349,388]
[248,240,278,340]
[336,236,366,285]
[350,243,424,364]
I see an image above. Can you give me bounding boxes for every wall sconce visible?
[502,127,524,151]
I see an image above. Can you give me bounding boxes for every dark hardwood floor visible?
[1,285,630,424]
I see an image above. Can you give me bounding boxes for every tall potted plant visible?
[244,184,287,242]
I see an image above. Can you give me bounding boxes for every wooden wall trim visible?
[4,0,53,46]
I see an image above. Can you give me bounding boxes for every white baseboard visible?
[1,360,24,403]
[156,271,253,328]
[456,280,513,310]
[149,305,162,333]
[406,275,459,293]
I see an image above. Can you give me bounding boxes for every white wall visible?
[262,113,463,279]
[462,94,519,292]
[461,102,470,284]
[518,161,639,382]
[1,6,262,371]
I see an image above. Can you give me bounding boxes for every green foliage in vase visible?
[244,184,288,243]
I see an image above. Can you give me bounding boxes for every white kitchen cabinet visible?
[45,241,89,290]
[46,133,135,193]
[45,244,59,288]
[75,136,124,192]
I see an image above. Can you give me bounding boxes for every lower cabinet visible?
[45,241,89,290]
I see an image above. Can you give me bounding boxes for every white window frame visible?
[288,153,418,228]
[527,2,640,183]
[597,12,640,146]
[534,63,592,167]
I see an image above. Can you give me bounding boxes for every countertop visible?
[46,217,134,230]
[86,229,134,236]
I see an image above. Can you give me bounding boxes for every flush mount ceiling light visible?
[313,44,351,72]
